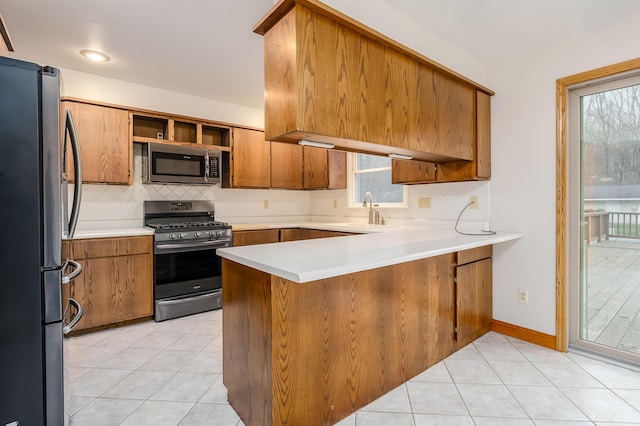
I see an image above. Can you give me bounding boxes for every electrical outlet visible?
[263,200,269,209]
[333,199,338,209]
[418,197,431,209]
[518,289,529,304]
[469,196,478,209]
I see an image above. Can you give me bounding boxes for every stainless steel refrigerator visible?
[0,56,84,425]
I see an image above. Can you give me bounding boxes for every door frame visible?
[555,57,640,351]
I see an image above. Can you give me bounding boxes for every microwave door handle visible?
[62,298,83,335]
[65,110,83,239]
[204,152,210,182]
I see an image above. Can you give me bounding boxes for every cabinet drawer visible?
[233,229,280,247]
[457,245,492,266]
[66,236,153,260]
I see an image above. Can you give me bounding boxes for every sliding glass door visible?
[569,74,640,364]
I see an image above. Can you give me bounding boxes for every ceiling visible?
[2,0,640,109]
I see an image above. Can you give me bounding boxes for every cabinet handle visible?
[61,259,82,284]
[63,298,83,335]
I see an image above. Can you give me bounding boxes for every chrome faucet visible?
[362,191,380,225]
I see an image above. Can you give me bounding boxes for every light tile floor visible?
[65,309,640,425]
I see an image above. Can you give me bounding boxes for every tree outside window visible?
[350,153,406,206]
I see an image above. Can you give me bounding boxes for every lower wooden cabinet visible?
[232,229,280,247]
[233,228,354,246]
[62,235,153,333]
[455,245,493,347]
[223,245,493,426]
[279,228,353,242]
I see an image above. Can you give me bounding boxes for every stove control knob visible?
[169,234,176,240]
[217,231,224,236]
[208,231,215,237]
[179,233,187,239]
[194,232,202,237]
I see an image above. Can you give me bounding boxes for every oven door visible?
[154,239,230,300]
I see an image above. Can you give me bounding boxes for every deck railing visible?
[584,211,640,242]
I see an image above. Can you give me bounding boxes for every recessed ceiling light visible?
[80,49,110,62]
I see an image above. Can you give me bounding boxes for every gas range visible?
[144,201,231,243]
[143,200,231,322]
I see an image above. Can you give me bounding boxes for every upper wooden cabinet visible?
[271,143,347,190]
[62,100,131,184]
[391,90,492,184]
[271,141,303,189]
[254,0,493,164]
[130,112,231,148]
[303,147,346,190]
[230,127,271,189]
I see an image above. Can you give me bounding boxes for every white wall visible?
[59,68,264,129]
[488,14,640,335]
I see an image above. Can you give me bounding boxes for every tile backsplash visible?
[74,145,489,231]
[73,144,311,230]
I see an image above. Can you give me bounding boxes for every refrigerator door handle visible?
[61,259,82,284]
[64,109,82,239]
[62,298,83,335]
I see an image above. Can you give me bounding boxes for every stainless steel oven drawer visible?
[155,290,222,322]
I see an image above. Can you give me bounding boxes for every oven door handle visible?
[155,239,231,253]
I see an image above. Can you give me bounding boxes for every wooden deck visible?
[584,239,640,354]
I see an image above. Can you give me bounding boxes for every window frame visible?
[347,152,408,208]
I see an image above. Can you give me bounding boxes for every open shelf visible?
[132,115,167,141]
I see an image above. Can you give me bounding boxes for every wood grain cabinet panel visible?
[232,229,280,247]
[455,246,492,347]
[61,101,131,185]
[223,254,456,426]
[271,141,303,189]
[279,228,353,242]
[62,236,153,333]
[231,127,271,188]
[271,143,347,190]
[392,90,492,184]
[256,1,493,164]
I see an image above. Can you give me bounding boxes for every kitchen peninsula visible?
[218,226,520,426]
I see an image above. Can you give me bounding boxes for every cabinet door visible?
[62,236,153,332]
[62,101,131,184]
[437,90,491,183]
[432,72,475,161]
[271,142,303,189]
[391,159,436,184]
[232,128,271,188]
[65,253,152,331]
[327,150,347,189]
[233,229,280,247]
[302,147,347,190]
[456,258,492,345]
[279,228,353,242]
[303,146,328,189]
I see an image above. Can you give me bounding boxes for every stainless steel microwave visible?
[142,142,222,185]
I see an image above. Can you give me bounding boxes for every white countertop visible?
[66,228,154,239]
[231,221,396,233]
[218,226,521,283]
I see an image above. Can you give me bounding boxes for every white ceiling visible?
[2,0,640,109]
